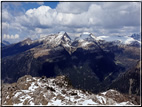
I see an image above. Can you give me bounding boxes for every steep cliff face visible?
[2,75,137,106]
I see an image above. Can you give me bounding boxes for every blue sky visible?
[2,2,59,15]
[2,2,141,43]
[22,2,59,10]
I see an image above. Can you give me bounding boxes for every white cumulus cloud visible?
[3,34,19,39]
[2,2,141,42]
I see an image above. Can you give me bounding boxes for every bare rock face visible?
[1,75,137,106]
[17,75,34,90]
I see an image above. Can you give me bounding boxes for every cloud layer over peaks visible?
[2,2,141,43]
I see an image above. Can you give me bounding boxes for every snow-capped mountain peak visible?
[20,38,33,46]
[130,33,140,41]
[53,31,71,46]
[58,31,66,36]
[58,31,71,42]
[79,32,96,41]
[37,32,71,48]
[96,35,141,46]
[80,32,91,38]
[73,32,97,48]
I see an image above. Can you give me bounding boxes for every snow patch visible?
[28,82,38,91]
[14,92,23,98]
[125,37,135,44]
[81,99,98,105]
[96,35,140,45]
[96,95,106,104]
[81,41,91,47]
[101,91,107,95]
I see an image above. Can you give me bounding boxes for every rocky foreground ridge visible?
[2,75,139,106]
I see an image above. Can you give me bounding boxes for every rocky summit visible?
[2,75,136,106]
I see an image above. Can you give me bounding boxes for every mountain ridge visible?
[2,31,140,98]
[2,32,123,94]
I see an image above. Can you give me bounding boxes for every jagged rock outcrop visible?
[2,75,137,105]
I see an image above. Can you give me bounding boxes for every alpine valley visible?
[1,32,141,105]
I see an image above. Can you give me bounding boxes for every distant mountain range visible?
[130,33,140,41]
[95,33,140,47]
[1,32,140,105]
[2,32,121,93]
[1,40,10,47]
